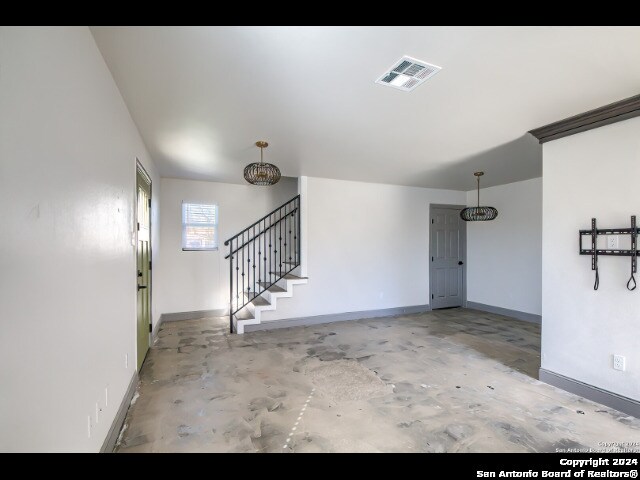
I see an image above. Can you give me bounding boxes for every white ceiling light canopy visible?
[375,55,441,92]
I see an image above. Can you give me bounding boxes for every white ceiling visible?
[91,26,640,190]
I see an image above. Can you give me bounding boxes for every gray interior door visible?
[430,206,465,309]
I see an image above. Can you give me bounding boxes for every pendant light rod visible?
[255,141,268,164]
[474,171,484,207]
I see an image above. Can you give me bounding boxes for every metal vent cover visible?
[375,56,441,92]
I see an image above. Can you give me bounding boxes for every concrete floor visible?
[116,308,640,453]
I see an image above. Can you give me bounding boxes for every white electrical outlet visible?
[613,355,626,371]
[125,353,128,369]
[607,235,619,249]
[105,386,109,407]
[379,292,384,299]
[87,415,92,438]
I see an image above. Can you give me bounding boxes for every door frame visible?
[135,159,152,369]
[429,203,467,309]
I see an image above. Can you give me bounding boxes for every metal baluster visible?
[289,204,292,269]
[235,237,239,323]
[297,196,301,266]
[251,224,255,298]
[279,207,282,276]
[288,205,292,270]
[229,239,233,333]
[246,233,250,303]
[246,228,249,300]
[284,204,288,268]
[273,212,276,279]
[268,214,275,285]
[257,224,260,293]
[272,209,275,280]
[242,231,245,310]
[283,205,287,275]
[274,210,278,279]
[292,200,297,266]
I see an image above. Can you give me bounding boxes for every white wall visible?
[465,178,542,315]
[542,117,640,401]
[157,177,298,315]
[0,27,160,451]
[261,177,466,321]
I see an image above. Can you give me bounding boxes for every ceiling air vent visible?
[375,56,441,92]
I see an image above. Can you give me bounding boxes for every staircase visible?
[224,195,307,334]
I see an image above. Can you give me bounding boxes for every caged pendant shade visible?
[244,141,281,186]
[460,172,498,222]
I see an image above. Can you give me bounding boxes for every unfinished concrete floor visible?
[116,308,640,453]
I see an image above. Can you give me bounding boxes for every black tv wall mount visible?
[579,216,638,291]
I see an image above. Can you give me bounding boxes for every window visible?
[182,203,218,251]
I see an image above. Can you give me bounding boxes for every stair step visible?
[243,290,263,298]
[285,274,308,280]
[258,282,286,292]
[276,274,308,281]
[268,272,307,280]
[250,296,270,307]
[282,261,298,265]
[234,308,254,321]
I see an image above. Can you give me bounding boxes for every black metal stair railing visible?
[224,195,301,333]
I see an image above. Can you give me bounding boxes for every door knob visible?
[458,261,464,265]
[138,285,147,290]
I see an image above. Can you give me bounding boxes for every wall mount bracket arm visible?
[579,215,639,291]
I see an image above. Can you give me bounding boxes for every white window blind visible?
[182,203,218,251]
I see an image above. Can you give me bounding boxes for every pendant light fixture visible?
[244,141,281,186]
[460,172,498,222]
